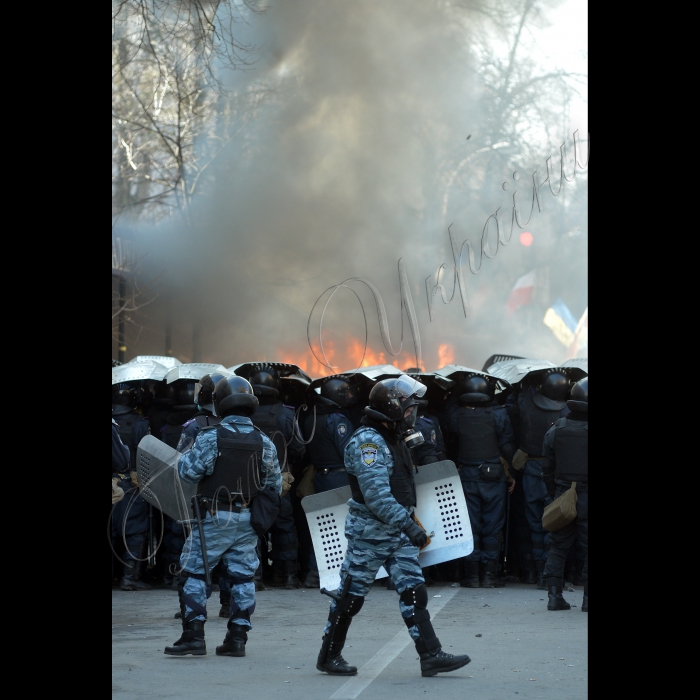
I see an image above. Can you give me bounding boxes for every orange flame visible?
[278,337,425,378]
[437,343,455,369]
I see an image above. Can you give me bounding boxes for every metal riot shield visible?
[136,435,196,521]
[301,460,473,591]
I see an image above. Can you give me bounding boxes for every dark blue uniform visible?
[252,400,306,581]
[411,414,446,465]
[447,402,514,564]
[302,405,355,576]
[111,409,150,566]
[516,388,569,564]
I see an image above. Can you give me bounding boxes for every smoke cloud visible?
[121,0,587,375]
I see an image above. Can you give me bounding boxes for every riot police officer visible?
[511,370,571,588]
[160,380,198,448]
[111,382,152,590]
[169,374,228,615]
[247,365,306,590]
[446,374,515,588]
[411,399,448,466]
[164,376,282,657]
[316,375,471,678]
[541,377,588,612]
[301,376,358,587]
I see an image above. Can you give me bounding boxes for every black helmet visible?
[195,373,228,413]
[112,382,139,415]
[459,374,493,404]
[567,377,588,413]
[249,364,280,398]
[321,378,357,407]
[173,380,198,411]
[153,381,175,407]
[539,371,570,402]
[214,376,259,418]
[366,375,427,423]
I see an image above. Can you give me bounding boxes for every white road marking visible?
[329,586,461,699]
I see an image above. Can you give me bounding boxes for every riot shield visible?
[301,460,473,591]
[136,435,196,521]
[112,360,169,385]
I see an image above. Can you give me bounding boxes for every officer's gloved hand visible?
[281,471,295,496]
[403,519,428,548]
[130,471,139,488]
[112,478,125,505]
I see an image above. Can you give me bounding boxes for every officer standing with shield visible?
[316,375,471,678]
[164,376,282,657]
[541,377,588,612]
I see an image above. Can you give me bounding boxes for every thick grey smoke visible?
[124,0,587,374]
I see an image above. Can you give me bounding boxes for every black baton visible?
[191,495,212,587]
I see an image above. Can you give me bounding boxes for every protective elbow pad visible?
[400,583,429,610]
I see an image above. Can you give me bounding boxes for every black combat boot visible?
[546,578,571,611]
[535,560,547,590]
[219,594,231,618]
[520,552,537,584]
[164,621,206,655]
[480,560,499,588]
[317,617,357,675]
[216,624,248,657]
[284,560,300,590]
[414,619,470,677]
[120,559,152,591]
[459,559,480,588]
[581,580,588,612]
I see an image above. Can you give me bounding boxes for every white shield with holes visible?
[301,460,473,591]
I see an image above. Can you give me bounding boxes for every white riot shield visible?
[136,435,196,521]
[301,460,473,591]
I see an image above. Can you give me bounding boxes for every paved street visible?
[112,581,587,700]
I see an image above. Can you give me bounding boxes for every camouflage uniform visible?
[324,425,424,643]
[177,415,282,629]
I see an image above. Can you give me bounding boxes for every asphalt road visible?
[112,581,587,700]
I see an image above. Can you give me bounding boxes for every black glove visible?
[403,519,428,548]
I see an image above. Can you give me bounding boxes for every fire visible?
[278,337,425,378]
[437,343,455,368]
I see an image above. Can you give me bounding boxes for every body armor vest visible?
[198,424,264,503]
[519,392,563,456]
[251,402,287,467]
[457,406,500,463]
[305,408,350,470]
[554,419,588,483]
[349,423,416,508]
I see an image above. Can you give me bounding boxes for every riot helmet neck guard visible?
[112,383,140,412]
[214,376,259,418]
[172,379,198,411]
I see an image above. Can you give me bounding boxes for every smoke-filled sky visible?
[119,0,588,376]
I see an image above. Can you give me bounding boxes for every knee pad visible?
[400,583,428,610]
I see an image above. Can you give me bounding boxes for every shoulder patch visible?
[360,443,379,466]
[337,423,347,436]
[431,429,436,444]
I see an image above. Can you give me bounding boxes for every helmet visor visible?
[393,374,427,399]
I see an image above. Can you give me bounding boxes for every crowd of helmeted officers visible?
[111,354,588,615]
